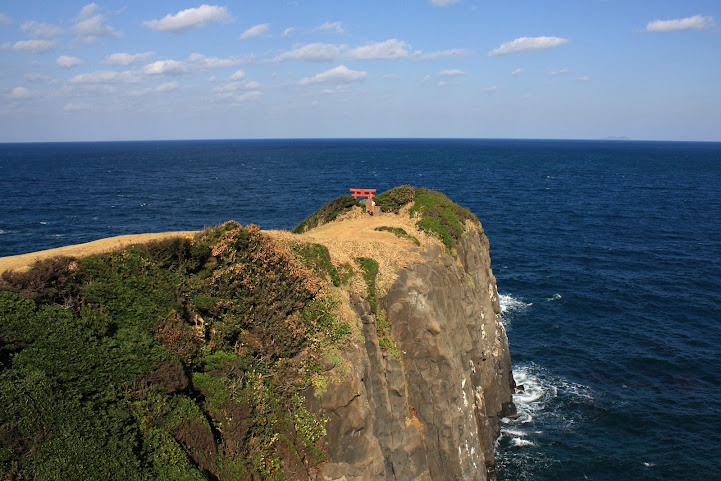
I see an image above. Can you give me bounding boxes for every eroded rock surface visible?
[308,223,515,481]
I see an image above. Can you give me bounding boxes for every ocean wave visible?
[547,293,562,301]
[499,293,532,314]
[499,364,594,452]
[0,229,7,235]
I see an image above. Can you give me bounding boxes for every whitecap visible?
[499,293,532,314]
[547,293,562,301]
[0,229,7,235]
[511,438,535,447]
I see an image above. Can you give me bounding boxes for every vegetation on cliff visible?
[292,195,361,234]
[0,222,352,480]
[373,186,478,251]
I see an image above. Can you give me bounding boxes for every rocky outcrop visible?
[307,222,515,481]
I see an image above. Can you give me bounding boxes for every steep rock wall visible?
[307,223,515,481]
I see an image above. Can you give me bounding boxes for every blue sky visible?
[1,1,719,141]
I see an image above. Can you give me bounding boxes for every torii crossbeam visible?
[350,188,377,215]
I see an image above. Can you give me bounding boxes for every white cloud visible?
[489,36,568,56]
[24,73,50,82]
[549,67,569,75]
[644,14,715,32]
[57,55,83,68]
[439,69,466,77]
[437,80,460,87]
[230,69,245,80]
[511,68,523,76]
[0,13,13,25]
[9,86,32,99]
[187,53,243,69]
[240,23,270,39]
[104,52,155,65]
[127,82,180,97]
[298,65,366,85]
[71,3,120,42]
[316,21,344,34]
[430,0,461,6]
[21,21,64,38]
[214,80,261,93]
[275,43,346,62]
[143,59,191,75]
[576,75,590,82]
[347,39,411,59]
[70,70,141,83]
[143,54,242,75]
[143,5,231,33]
[483,86,498,93]
[414,48,472,60]
[282,27,295,38]
[2,39,56,53]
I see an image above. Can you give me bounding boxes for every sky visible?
[0,0,719,142]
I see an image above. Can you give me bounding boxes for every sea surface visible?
[1,139,720,480]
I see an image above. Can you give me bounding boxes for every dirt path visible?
[0,231,198,274]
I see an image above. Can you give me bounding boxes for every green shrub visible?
[409,188,478,252]
[292,243,341,286]
[355,257,379,314]
[374,185,416,213]
[374,226,421,246]
[292,195,361,234]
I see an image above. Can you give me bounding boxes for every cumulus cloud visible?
[298,65,366,85]
[220,91,263,102]
[644,14,715,32]
[511,68,523,76]
[483,86,498,93]
[347,39,411,59]
[21,21,64,38]
[1,39,56,53]
[143,5,231,33]
[275,43,346,62]
[316,21,344,34]
[70,70,141,83]
[143,54,242,75]
[439,69,466,77]
[576,75,590,82]
[9,86,32,99]
[282,27,295,38]
[56,56,83,68]
[240,23,270,39]
[103,52,155,65]
[214,80,261,93]
[489,36,568,56]
[0,13,13,25]
[437,80,460,87]
[71,3,120,42]
[230,69,245,80]
[430,0,461,6]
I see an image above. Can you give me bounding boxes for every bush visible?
[292,195,361,234]
[373,185,416,213]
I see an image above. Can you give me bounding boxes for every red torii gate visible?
[350,188,377,215]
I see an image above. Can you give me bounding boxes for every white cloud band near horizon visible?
[644,14,715,32]
[489,36,568,56]
[143,5,231,33]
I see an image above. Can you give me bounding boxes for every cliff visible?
[300,188,515,481]
[0,187,514,481]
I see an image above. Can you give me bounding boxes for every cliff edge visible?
[290,187,515,481]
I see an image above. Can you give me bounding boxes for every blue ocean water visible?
[1,139,720,480]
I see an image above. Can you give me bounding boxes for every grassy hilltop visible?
[0,186,477,480]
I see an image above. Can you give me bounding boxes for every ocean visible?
[1,139,720,480]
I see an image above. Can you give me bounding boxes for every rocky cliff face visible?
[307,223,515,481]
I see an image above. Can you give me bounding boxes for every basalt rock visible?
[308,222,515,481]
